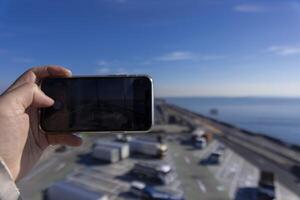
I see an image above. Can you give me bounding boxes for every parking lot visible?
[167,138,230,200]
[18,131,300,200]
[19,132,231,200]
[65,140,184,200]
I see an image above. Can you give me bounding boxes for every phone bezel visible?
[39,75,154,134]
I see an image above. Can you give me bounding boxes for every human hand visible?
[0,66,82,181]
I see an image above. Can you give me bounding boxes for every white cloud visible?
[234,4,266,13]
[267,45,300,56]
[156,51,195,61]
[96,59,129,74]
[197,55,226,61]
[155,51,225,62]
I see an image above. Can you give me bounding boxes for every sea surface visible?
[166,97,300,145]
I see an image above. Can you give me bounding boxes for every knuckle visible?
[28,82,38,89]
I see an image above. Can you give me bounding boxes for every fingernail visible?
[66,69,72,76]
[73,133,82,139]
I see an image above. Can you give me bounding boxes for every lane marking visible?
[184,156,191,164]
[217,185,225,191]
[197,179,207,193]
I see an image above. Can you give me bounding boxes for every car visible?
[200,151,223,165]
[130,181,184,200]
[131,162,176,184]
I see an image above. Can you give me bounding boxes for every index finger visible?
[31,66,72,81]
[5,65,72,93]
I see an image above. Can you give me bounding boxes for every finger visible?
[31,65,72,80]
[5,66,72,93]
[4,71,36,94]
[1,82,54,114]
[46,134,82,147]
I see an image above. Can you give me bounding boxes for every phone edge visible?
[39,75,154,134]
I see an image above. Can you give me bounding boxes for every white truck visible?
[93,140,130,159]
[92,145,120,163]
[44,180,109,200]
[191,128,213,149]
[129,139,168,158]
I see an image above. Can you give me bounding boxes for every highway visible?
[165,103,300,194]
[17,101,300,200]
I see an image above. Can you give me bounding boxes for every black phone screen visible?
[40,76,153,132]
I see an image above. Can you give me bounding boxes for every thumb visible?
[2,82,54,113]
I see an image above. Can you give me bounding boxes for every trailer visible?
[129,139,168,158]
[44,180,109,200]
[94,140,129,159]
[92,145,120,163]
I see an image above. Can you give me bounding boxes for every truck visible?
[191,128,213,148]
[93,140,130,159]
[44,180,109,200]
[194,137,207,149]
[129,139,168,158]
[257,171,276,200]
[92,145,120,163]
[131,162,175,184]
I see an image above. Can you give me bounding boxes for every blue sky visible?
[0,0,300,97]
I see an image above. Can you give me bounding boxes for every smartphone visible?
[40,76,153,133]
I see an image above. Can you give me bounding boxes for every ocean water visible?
[166,97,300,145]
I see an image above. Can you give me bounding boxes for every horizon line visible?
[156,95,300,99]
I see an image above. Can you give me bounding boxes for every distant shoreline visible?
[161,98,300,151]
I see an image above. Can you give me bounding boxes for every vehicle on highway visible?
[194,137,207,149]
[131,162,175,184]
[190,128,213,148]
[130,181,184,200]
[257,171,276,200]
[129,139,168,158]
[44,180,109,200]
[200,151,224,165]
